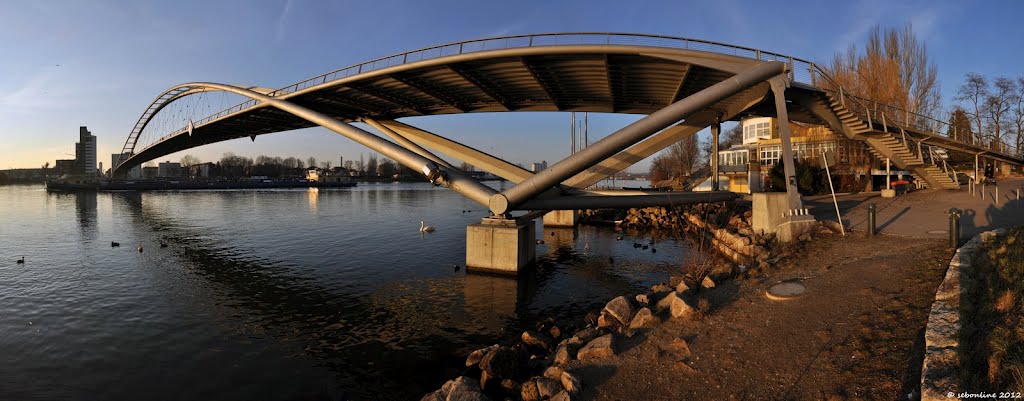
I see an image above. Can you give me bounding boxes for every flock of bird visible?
[15,240,171,265]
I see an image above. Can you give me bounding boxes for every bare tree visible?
[366,154,379,177]
[343,160,354,171]
[825,23,941,120]
[1012,77,1024,156]
[306,157,317,170]
[320,161,332,170]
[180,154,201,167]
[984,77,1015,151]
[956,73,988,143]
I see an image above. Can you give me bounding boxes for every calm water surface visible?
[0,181,690,400]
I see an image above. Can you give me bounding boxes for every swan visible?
[420,221,435,233]
[17,256,25,264]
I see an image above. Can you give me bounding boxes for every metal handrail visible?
[129,32,1020,165]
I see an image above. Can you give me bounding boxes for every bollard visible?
[948,208,961,249]
[867,204,877,237]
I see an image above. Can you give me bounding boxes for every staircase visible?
[821,94,960,190]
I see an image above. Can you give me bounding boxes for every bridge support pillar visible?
[752,192,816,243]
[543,210,579,228]
[711,121,720,191]
[768,77,803,212]
[466,217,536,275]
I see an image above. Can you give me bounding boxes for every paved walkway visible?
[804,177,1024,238]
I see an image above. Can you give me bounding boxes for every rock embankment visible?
[422,207,844,401]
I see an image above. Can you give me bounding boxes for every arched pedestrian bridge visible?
[112,33,1022,272]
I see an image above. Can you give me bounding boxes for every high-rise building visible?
[75,126,97,176]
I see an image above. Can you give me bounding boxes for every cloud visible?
[274,0,295,43]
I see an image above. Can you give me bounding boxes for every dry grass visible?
[961,226,1024,392]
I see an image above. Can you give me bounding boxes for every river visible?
[0,181,691,400]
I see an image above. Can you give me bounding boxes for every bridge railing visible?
[182,33,819,126]
[132,32,1020,166]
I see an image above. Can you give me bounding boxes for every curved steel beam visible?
[489,61,788,215]
[114,82,498,206]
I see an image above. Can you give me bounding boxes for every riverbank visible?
[422,220,951,400]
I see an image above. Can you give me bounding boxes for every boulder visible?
[635,293,649,305]
[554,344,573,365]
[499,379,520,395]
[445,376,491,401]
[667,338,692,359]
[536,377,562,398]
[572,327,602,344]
[479,346,519,379]
[549,391,571,401]
[596,313,615,329]
[520,380,541,401]
[521,330,552,351]
[669,275,685,287]
[628,307,659,329]
[577,334,615,360]
[701,276,716,289]
[651,283,673,294]
[420,389,446,401]
[603,296,637,325]
[656,291,695,319]
[543,366,565,380]
[466,345,498,367]
[549,326,562,339]
[560,371,581,395]
[675,281,691,294]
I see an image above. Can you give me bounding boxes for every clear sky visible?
[1,0,1022,171]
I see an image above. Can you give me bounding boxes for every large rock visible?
[701,276,716,289]
[572,327,602,344]
[521,330,552,351]
[667,338,692,359]
[628,307,659,329]
[479,346,519,379]
[675,281,691,294]
[560,371,581,395]
[520,380,541,401]
[603,296,637,325]
[466,344,498,367]
[651,283,673,294]
[445,376,491,401]
[543,366,565,380]
[420,389,445,401]
[635,293,649,305]
[549,391,571,401]
[577,334,615,360]
[536,377,562,398]
[655,291,695,319]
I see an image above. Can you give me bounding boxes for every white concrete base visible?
[466,219,536,275]
[543,210,579,228]
[752,192,790,235]
[881,189,896,198]
[776,215,816,243]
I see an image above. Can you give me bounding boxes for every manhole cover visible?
[927,230,949,235]
[767,282,806,300]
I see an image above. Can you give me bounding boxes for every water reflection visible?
[545,227,578,250]
[463,273,524,332]
[307,187,318,214]
[72,191,97,238]
[3,184,695,400]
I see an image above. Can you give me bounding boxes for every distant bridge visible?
[113,33,1022,216]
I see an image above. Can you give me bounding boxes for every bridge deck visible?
[116,33,1022,176]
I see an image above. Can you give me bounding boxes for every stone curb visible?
[920,229,1004,401]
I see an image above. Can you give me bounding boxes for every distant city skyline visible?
[2,0,1022,171]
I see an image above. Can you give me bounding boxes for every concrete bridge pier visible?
[543,209,579,228]
[752,192,816,243]
[466,216,536,275]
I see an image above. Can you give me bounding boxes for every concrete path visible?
[804,177,1024,239]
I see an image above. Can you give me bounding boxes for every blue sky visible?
[1,0,1022,171]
